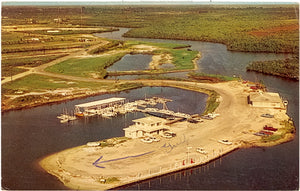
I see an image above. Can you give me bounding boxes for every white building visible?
[249,92,283,108]
[123,116,170,139]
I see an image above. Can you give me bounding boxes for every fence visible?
[120,144,239,186]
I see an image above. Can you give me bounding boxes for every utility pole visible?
[10,65,13,82]
[187,146,192,164]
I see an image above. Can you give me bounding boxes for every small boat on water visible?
[59,115,76,123]
[75,112,84,117]
[60,118,69,123]
[58,108,77,123]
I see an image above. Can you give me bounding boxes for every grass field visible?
[45,53,126,79]
[1,74,143,111]
[188,72,240,82]
[2,74,143,94]
[2,54,67,76]
[1,74,110,94]
[1,23,116,77]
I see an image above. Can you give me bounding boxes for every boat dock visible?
[58,96,208,123]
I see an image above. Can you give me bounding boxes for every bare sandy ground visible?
[149,54,173,69]
[39,80,293,190]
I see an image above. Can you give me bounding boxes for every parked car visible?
[261,114,274,118]
[161,131,176,138]
[260,130,273,135]
[141,137,153,143]
[149,137,160,142]
[218,139,232,145]
[201,115,213,120]
[263,125,278,131]
[196,147,208,154]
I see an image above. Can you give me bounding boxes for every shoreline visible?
[113,132,295,190]
[39,132,295,190]
[38,80,295,190]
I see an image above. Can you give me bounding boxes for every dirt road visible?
[1,41,109,85]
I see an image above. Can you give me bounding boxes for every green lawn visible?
[1,74,111,94]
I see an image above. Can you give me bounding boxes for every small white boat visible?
[60,118,69,123]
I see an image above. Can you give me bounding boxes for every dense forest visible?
[2,5,299,54]
[247,56,299,80]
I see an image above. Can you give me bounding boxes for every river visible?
[1,28,298,190]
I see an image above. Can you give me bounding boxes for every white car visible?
[150,137,160,142]
[218,139,232,145]
[161,132,176,139]
[196,147,207,154]
[141,137,153,143]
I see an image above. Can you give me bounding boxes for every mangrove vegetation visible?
[246,56,299,80]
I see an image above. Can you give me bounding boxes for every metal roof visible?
[132,116,167,124]
[75,97,126,108]
[249,92,282,103]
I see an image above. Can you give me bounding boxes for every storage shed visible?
[123,116,170,139]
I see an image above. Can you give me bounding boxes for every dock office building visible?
[124,116,170,139]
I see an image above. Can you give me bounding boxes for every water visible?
[106,54,152,72]
[96,28,292,82]
[95,28,299,190]
[1,87,207,190]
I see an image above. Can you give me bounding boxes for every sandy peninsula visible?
[39,80,295,190]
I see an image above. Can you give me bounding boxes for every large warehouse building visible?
[248,92,283,108]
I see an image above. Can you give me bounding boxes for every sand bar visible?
[39,80,294,190]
